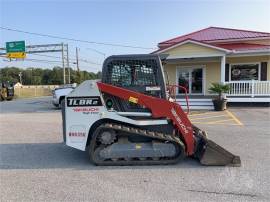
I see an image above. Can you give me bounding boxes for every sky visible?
[1,0,270,72]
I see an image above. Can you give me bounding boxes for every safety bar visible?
[167,85,190,114]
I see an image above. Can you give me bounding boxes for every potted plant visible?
[208,83,230,111]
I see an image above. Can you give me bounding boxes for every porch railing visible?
[225,80,270,97]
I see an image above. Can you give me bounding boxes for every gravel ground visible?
[0,97,269,202]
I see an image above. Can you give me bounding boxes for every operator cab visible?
[101,54,167,112]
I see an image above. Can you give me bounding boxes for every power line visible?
[1,56,101,70]
[30,53,60,59]
[2,59,101,71]
[86,47,106,58]
[1,56,63,64]
[24,58,62,64]
[2,57,67,65]
[2,52,102,65]
[30,53,101,65]
[1,53,101,66]
[0,26,154,50]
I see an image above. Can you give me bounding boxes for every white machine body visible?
[63,80,168,151]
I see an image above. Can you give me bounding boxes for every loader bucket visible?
[199,139,241,167]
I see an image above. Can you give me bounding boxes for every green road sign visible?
[6,41,25,53]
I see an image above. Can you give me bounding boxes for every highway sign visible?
[6,41,25,53]
[7,52,26,59]
[6,41,26,59]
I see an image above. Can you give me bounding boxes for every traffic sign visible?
[6,41,26,59]
[7,52,26,59]
[6,41,25,53]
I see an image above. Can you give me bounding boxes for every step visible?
[177,100,213,105]
[181,105,214,110]
[177,98,213,102]
[178,102,213,106]
[227,97,270,102]
[176,98,214,110]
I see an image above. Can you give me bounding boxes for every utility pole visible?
[0,43,71,84]
[61,43,66,84]
[18,72,23,84]
[67,44,70,84]
[76,47,81,83]
[31,68,33,85]
[76,47,80,72]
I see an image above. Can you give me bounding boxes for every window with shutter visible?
[225,64,229,81]
[260,62,267,81]
[230,64,260,81]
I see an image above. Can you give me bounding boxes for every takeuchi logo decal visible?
[73,107,99,112]
[171,108,189,134]
[67,96,102,107]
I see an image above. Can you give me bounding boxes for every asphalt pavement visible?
[0,97,269,201]
[0,96,57,113]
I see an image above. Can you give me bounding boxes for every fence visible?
[14,85,59,98]
[225,80,270,97]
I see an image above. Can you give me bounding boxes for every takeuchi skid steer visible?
[62,54,241,166]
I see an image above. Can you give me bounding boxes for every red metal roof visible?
[152,38,231,54]
[159,27,270,47]
[215,43,270,51]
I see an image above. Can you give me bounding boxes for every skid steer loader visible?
[62,54,241,166]
[0,81,14,101]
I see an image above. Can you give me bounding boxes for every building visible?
[14,82,23,88]
[154,27,270,108]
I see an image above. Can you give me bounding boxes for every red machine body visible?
[97,82,195,155]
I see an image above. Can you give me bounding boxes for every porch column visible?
[220,55,226,83]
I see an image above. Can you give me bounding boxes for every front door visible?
[177,67,204,95]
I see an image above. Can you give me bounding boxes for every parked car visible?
[52,84,76,108]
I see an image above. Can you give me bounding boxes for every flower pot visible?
[212,99,227,111]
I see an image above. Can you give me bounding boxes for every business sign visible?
[6,41,26,59]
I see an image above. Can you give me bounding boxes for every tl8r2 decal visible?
[67,96,102,107]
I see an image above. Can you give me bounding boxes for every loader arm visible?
[97,82,195,155]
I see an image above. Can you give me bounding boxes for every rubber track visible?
[89,123,186,166]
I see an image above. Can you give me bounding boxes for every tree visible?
[0,66,100,85]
